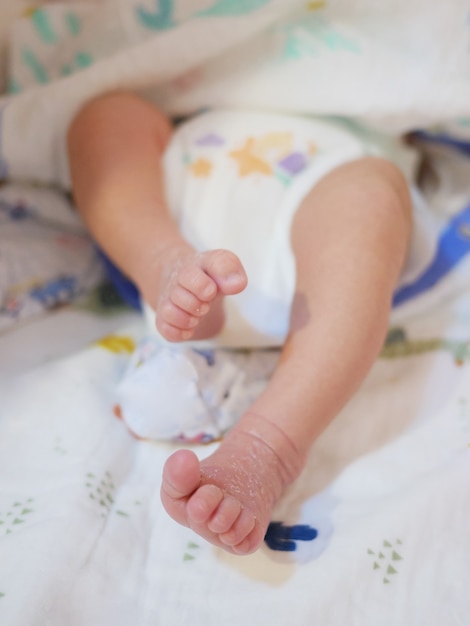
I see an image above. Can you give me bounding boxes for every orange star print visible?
[229,138,272,177]
[190,158,213,177]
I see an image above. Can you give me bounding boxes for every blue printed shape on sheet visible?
[265,522,318,552]
[393,203,470,306]
[30,276,79,308]
[265,490,337,563]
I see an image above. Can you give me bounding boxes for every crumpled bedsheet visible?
[2,0,470,187]
[0,142,470,624]
[0,284,469,625]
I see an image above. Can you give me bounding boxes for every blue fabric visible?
[414,130,470,158]
[97,250,142,310]
[393,202,470,307]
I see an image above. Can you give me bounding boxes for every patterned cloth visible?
[1,0,470,186]
[0,182,104,331]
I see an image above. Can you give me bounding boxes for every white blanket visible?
[1,248,469,625]
[1,3,470,623]
[0,142,469,624]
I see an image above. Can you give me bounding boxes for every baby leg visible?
[67,92,247,342]
[161,157,413,554]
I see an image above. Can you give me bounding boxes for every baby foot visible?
[160,414,304,555]
[156,248,247,342]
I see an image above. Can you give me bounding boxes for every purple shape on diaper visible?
[278,152,307,175]
[195,133,225,147]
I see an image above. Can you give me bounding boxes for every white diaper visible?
[143,109,418,348]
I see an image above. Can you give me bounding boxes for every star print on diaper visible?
[189,158,213,177]
[229,137,273,177]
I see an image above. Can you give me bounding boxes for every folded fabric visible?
[116,338,278,442]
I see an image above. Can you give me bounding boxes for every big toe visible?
[161,449,201,500]
[201,250,247,295]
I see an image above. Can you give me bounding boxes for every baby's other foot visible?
[160,415,303,555]
[156,248,247,341]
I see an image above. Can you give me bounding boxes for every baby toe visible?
[219,507,256,548]
[208,496,242,534]
[159,301,198,330]
[232,527,263,555]
[170,286,210,317]
[187,484,224,525]
[200,250,247,295]
[156,320,194,342]
[178,266,217,302]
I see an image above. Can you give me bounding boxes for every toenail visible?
[226,272,243,282]
[201,284,216,299]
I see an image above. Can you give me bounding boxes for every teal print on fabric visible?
[183,541,200,561]
[86,471,136,518]
[7,77,21,95]
[60,52,94,78]
[60,64,74,77]
[86,471,115,518]
[197,0,272,17]
[136,0,272,30]
[367,538,403,584]
[22,48,49,84]
[75,52,93,69]
[31,9,58,45]
[65,12,82,37]
[0,499,35,535]
[136,0,176,30]
[280,14,361,61]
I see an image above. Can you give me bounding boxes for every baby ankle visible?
[229,412,305,486]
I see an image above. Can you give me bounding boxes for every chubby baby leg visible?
[161,157,412,554]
